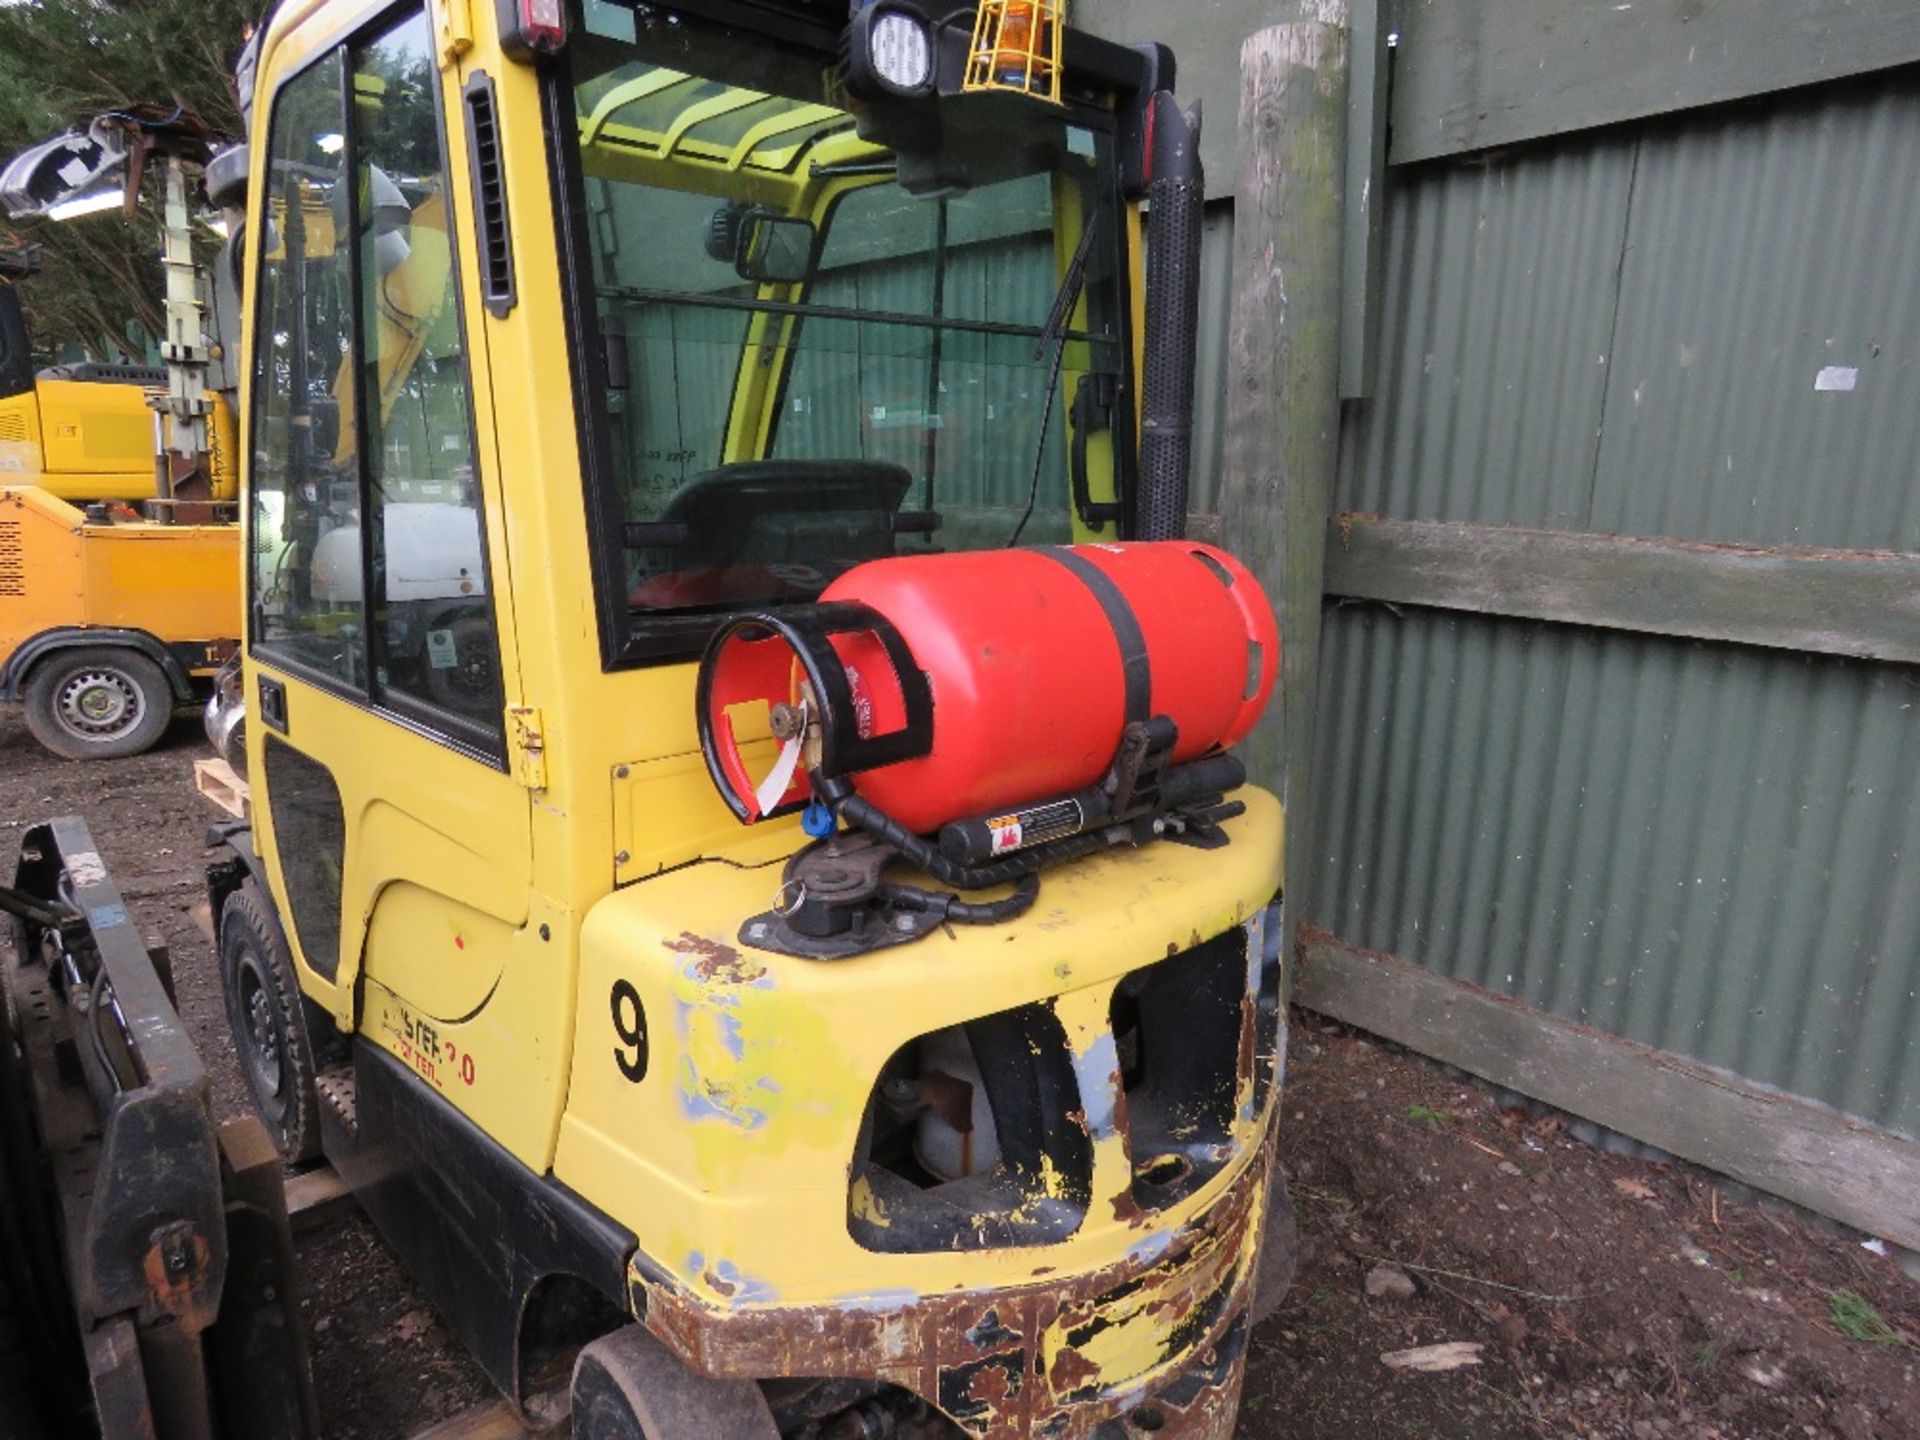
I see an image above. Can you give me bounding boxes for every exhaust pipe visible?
[1136,93,1205,542]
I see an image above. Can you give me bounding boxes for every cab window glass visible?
[249,9,503,752]
[250,49,361,685]
[561,15,1126,650]
[355,13,501,727]
[773,174,1081,549]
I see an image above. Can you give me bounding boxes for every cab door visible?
[243,5,542,1160]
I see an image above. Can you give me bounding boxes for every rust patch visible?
[665,932,767,985]
[1110,1190,1146,1225]
[140,1221,215,1325]
[1235,985,1258,1092]
[639,1149,1270,1438]
[965,1358,1015,1407]
[1048,1344,1102,1396]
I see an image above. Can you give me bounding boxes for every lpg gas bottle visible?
[699,541,1278,837]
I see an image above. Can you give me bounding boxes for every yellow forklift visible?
[0,113,246,760]
[208,0,1293,1436]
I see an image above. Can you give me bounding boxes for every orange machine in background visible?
[0,485,238,757]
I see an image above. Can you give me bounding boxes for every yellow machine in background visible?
[0,486,238,757]
[0,186,243,757]
[205,1,1290,1438]
[0,367,238,504]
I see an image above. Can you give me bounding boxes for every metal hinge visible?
[507,706,548,790]
[436,0,474,64]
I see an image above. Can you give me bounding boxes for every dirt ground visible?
[3,706,1915,1439]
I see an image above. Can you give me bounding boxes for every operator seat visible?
[627,459,913,608]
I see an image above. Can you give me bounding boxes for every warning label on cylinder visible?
[988,816,1025,854]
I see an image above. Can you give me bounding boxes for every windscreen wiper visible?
[1006,215,1101,546]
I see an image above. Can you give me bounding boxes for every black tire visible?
[421,611,498,718]
[219,881,323,1164]
[21,646,174,761]
[571,1326,778,1440]
[1251,1166,1300,1325]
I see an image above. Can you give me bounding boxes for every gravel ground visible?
[3,705,1914,1438]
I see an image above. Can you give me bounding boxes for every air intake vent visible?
[463,72,515,319]
[0,410,27,443]
[0,520,25,597]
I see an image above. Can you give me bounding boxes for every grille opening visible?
[1134,1153,1193,1188]
[463,73,515,317]
[848,1001,1092,1253]
[1112,928,1250,1210]
[0,519,24,597]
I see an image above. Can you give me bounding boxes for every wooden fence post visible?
[1216,3,1351,959]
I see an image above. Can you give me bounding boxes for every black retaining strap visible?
[1035,547,1152,725]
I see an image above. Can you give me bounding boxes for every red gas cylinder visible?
[698,541,1278,836]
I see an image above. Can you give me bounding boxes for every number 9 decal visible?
[610,979,649,1082]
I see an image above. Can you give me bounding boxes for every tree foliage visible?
[0,0,258,357]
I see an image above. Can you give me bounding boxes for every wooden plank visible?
[1338,0,1388,399]
[1324,516,1920,665]
[1390,0,1920,166]
[193,756,250,819]
[283,1164,357,1234]
[412,1397,563,1440]
[1296,930,1920,1253]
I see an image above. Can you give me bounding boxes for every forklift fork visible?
[2,816,317,1440]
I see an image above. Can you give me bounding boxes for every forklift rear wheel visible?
[571,1326,779,1440]
[1251,1166,1300,1325]
[219,881,323,1163]
[21,647,173,760]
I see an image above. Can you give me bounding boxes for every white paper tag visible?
[755,734,803,817]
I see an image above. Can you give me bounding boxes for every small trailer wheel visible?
[21,646,173,760]
[571,1326,778,1440]
[219,881,323,1163]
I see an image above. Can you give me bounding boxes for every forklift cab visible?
[222,2,1286,1436]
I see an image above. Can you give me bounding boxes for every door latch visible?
[507,706,548,790]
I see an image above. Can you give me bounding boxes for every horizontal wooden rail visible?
[1323,516,1920,665]
[1390,0,1920,165]
[1295,930,1920,1253]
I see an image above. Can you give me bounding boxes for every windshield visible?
[558,1,1131,663]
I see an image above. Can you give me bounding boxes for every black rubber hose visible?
[880,875,1041,926]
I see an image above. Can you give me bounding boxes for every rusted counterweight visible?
[566,787,1287,1435]
[629,1113,1278,1437]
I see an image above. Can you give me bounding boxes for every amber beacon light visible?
[964,0,1065,103]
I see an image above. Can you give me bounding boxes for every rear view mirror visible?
[735,212,815,284]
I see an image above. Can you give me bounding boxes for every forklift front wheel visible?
[21,646,173,760]
[571,1326,778,1440]
[219,880,324,1164]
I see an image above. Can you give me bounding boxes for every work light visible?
[869,11,933,91]
[845,5,937,99]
